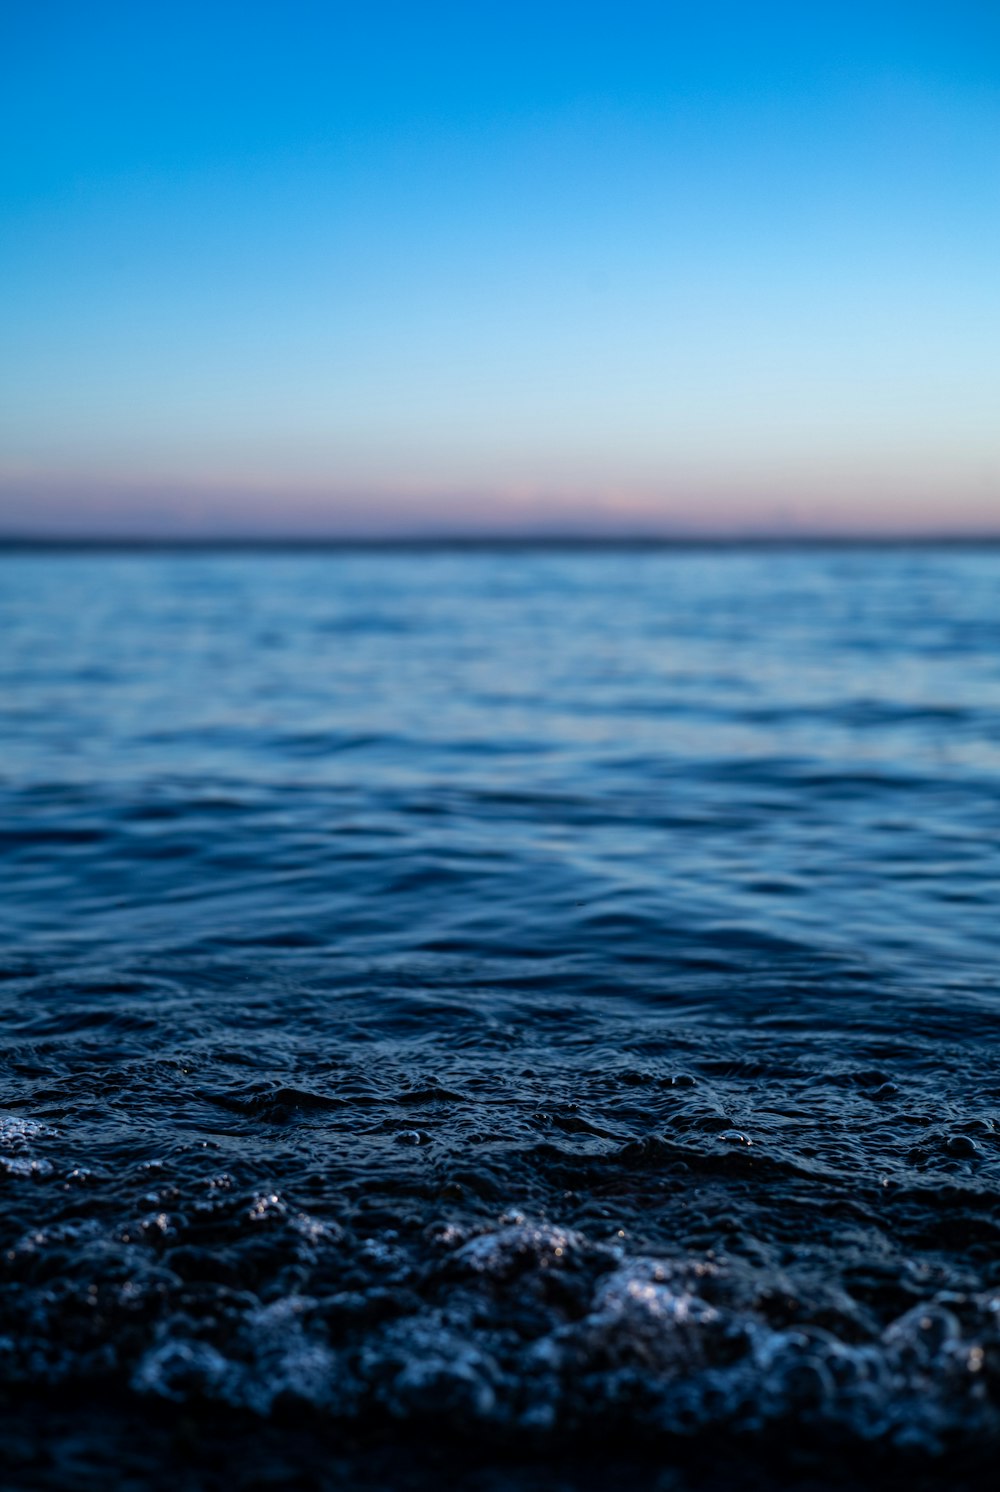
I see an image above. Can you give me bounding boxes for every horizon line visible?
[3,531,1000,552]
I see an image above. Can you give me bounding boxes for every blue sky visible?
[1,0,998,534]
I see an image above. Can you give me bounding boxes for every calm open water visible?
[2,546,1000,1489]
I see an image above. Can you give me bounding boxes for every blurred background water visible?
[2,545,1000,1488]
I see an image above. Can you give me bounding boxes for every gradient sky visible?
[1,0,998,535]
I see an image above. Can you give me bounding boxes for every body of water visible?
[2,546,1000,1488]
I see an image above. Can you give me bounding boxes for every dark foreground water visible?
[2,545,1000,1490]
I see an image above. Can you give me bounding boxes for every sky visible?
[1,0,998,537]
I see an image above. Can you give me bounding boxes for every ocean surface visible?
[2,544,1000,1490]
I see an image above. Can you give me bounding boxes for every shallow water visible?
[2,546,1000,1487]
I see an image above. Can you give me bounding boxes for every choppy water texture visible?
[2,545,1000,1490]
